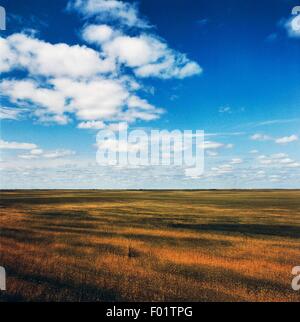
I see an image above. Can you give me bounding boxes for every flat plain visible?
[0,190,299,302]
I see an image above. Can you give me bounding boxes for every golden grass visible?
[0,190,300,302]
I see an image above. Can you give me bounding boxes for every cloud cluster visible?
[250,133,299,144]
[275,134,298,144]
[0,139,37,150]
[0,0,201,128]
[0,33,114,77]
[0,107,23,120]
[0,139,75,160]
[19,149,75,160]
[82,23,201,79]
[257,153,300,168]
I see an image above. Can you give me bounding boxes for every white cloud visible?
[257,153,300,168]
[0,77,161,125]
[97,33,202,79]
[270,153,288,159]
[52,77,129,120]
[219,106,231,113]
[127,95,157,110]
[1,33,115,78]
[0,139,75,160]
[0,0,201,128]
[206,150,218,157]
[1,79,67,116]
[250,133,272,141]
[30,149,44,155]
[250,133,299,145]
[201,141,233,150]
[279,158,294,164]
[0,107,23,120]
[275,134,298,144]
[256,170,266,177]
[285,162,300,168]
[0,139,37,150]
[0,38,16,72]
[205,132,245,137]
[211,164,233,175]
[18,154,38,160]
[103,35,165,68]
[19,149,75,160]
[68,0,150,29]
[203,141,224,149]
[78,5,202,81]
[43,150,75,159]
[230,158,243,164]
[78,121,106,129]
[82,24,115,44]
[259,159,273,165]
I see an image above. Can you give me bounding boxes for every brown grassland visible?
[0,190,300,302]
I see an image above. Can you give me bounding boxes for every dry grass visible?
[0,190,300,302]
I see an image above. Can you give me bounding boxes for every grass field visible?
[0,190,300,302]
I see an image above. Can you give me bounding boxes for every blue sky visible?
[0,0,299,189]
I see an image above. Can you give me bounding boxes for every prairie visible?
[0,190,299,302]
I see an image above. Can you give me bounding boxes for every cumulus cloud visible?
[0,76,162,125]
[0,33,115,78]
[1,79,67,117]
[82,25,202,79]
[68,0,150,29]
[0,0,201,127]
[82,24,116,44]
[52,77,129,120]
[0,38,16,73]
[0,0,202,128]
[0,138,75,160]
[275,134,298,144]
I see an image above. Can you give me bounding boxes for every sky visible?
[0,0,300,189]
